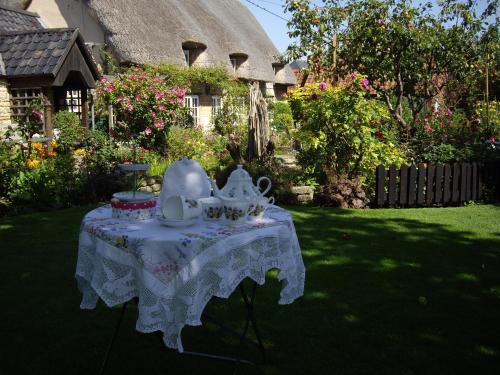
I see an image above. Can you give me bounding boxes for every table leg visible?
[98,301,128,375]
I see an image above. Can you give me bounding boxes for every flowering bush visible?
[95,67,190,153]
[288,77,406,192]
[163,126,231,175]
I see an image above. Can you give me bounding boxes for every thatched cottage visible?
[26,0,296,128]
[0,4,99,135]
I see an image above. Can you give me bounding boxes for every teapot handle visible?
[257,176,272,196]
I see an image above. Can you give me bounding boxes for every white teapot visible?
[210,164,272,201]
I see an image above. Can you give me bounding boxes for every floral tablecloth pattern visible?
[76,205,305,351]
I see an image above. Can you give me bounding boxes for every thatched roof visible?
[87,0,296,85]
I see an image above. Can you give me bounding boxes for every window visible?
[230,58,238,73]
[184,95,199,125]
[211,95,222,118]
[183,49,190,66]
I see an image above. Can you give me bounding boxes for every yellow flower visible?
[32,143,43,152]
[47,151,57,158]
[50,140,58,149]
[26,159,41,169]
[74,148,87,157]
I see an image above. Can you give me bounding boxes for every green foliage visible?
[7,153,80,209]
[288,80,406,191]
[162,126,231,176]
[53,111,84,146]
[285,0,497,138]
[0,141,23,199]
[269,100,294,146]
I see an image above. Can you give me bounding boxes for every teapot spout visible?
[210,179,222,197]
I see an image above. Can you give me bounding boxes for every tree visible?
[285,0,498,140]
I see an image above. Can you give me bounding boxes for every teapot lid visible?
[228,164,252,181]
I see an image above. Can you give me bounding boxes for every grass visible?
[1,204,500,374]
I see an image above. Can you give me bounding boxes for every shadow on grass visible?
[0,205,499,375]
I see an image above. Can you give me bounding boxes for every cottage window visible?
[230,58,238,73]
[184,95,199,125]
[58,90,82,116]
[211,96,222,118]
[183,49,190,66]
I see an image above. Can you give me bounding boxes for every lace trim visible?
[76,231,305,352]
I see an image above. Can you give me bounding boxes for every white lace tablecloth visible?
[75,205,305,352]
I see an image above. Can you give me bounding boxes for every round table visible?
[76,204,305,352]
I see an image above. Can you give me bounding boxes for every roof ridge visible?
[0,28,77,37]
[0,4,40,18]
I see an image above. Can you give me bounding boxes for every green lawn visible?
[1,204,500,374]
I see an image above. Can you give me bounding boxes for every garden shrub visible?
[269,100,294,148]
[288,78,407,196]
[162,126,231,176]
[53,111,85,146]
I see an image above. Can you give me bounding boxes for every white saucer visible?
[156,216,198,228]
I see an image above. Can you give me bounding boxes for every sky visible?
[242,0,494,55]
[242,0,294,54]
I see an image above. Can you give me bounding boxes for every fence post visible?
[399,165,408,206]
[426,164,436,205]
[443,164,451,203]
[417,163,426,205]
[452,163,460,203]
[388,164,397,207]
[471,162,478,200]
[376,165,386,207]
[408,165,418,206]
[460,163,467,203]
[435,164,443,204]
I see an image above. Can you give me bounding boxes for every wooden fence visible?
[375,162,500,207]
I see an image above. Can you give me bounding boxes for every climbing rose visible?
[144,127,152,136]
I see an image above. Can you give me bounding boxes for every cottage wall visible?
[0,79,12,134]
[28,0,106,63]
[198,94,213,130]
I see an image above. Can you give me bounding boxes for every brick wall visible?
[0,79,12,134]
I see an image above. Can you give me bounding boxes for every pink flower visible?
[360,78,369,88]
[144,127,152,136]
[157,104,166,111]
[154,120,165,129]
[319,82,327,91]
[135,95,142,102]
[351,72,357,79]
[445,109,452,117]
[116,96,124,102]
[423,125,434,132]
[155,91,165,100]
[104,84,114,93]
[132,66,140,72]
[489,136,496,142]
[150,112,157,119]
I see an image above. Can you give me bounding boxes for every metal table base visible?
[98,281,266,375]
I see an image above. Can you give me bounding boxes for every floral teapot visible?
[210,164,272,201]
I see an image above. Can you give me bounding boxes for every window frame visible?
[184,94,199,125]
